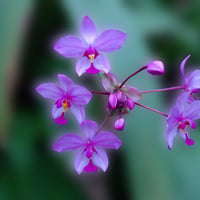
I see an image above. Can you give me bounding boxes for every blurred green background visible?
[1,0,200,199]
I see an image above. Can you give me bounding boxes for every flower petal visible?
[55,113,67,125]
[53,134,85,152]
[36,83,63,100]
[122,86,142,102]
[76,57,91,77]
[176,92,190,113]
[184,100,200,120]
[57,74,73,92]
[81,120,98,139]
[166,125,178,150]
[81,16,97,45]
[93,131,122,149]
[180,55,190,80]
[187,70,200,90]
[84,160,98,172]
[101,72,119,92]
[94,30,126,52]
[92,147,108,172]
[70,85,92,105]
[70,104,85,124]
[52,103,63,119]
[74,150,89,174]
[93,54,110,73]
[54,36,86,57]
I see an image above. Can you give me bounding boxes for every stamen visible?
[62,100,71,112]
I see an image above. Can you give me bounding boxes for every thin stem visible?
[96,112,112,134]
[135,102,168,117]
[91,91,110,95]
[119,66,147,89]
[141,86,185,94]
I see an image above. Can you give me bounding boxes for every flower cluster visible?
[36,16,200,174]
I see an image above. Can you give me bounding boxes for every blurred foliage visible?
[1,0,200,200]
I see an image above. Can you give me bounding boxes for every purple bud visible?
[114,118,125,131]
[116,90,127,103]
[127,98,135,110]
[109,93,117,109]
[146,60,164,75]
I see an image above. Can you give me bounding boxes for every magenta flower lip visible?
[54,16,127,76]
[36,74,92,125]
[53,120,122,174]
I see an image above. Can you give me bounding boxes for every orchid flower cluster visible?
[36,16,200,174]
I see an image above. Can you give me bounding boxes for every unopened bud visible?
[146,60,164,75]
[114,118,125,131]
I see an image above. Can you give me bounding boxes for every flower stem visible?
[135,102,168,117]
[141,86,185,94]
[119,66,147,89]
[96,112,112,134]
[91,91,110,95]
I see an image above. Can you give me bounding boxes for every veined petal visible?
[166,125,178,150]
[54,35,86,57]
[180,55,190,80]
[92,147,108,172]
[70,104,85,124]
[81,120,98,139]
[93,54,110,73]
[36,83,63,100]
[53,134,85,152]
[122,86,142,102]
[93,131,122,149]
[94,30,126,52]
[76,57,91,77]
[81,16,97,45]
[74,149,89,174]
[70,85,92,105]
[57,74,73,92]
[101,72,119,92]
[52,103,63,119]
[187,70,200,90]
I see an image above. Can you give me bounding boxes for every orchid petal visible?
[180,55,190,80]
[94,30,126,52]
[81,120,98,139]
[54,36,86,57]
[53,134,85,152]
[84,160,98,172]
[76,57,91,77]
[122,86,142,102]
[92,147,108,172]
[57,74,73,92]
[74,150,89,174]
[187,70,200,90]
[166,125,178,150]
[36,83,63,100]
[55,114,67,125]
[101,72,119,92]
[176,92,191,113]
[184,100,200,120]
[93,131,122,149]
[70,104,85,124]
[52,103,63,119]
[93,54,110,73]
[81,16,97,45]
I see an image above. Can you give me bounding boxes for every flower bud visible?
[116,90,127,103]
[127,98,135,110]
[109,93,117,109]
[146,60,164,75]
[114,118,125,131]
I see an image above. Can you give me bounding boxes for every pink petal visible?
[81,16,97,45]
[114,118,125,131]
[94,30,126,52]
[146,60,165,75]
[180,55,191,80]
[57,74,73,92]
[52,103,63,119]
[92,147,108,172]
[93,54,110,73]
[122,86,142,102]
[70,104,85,124]
[101,72,119,93]
[81,120,98,139]
[185,134,194,146]
[108,93,117,109]
[84,160,98,172]
[70,85,92,105]
[55,113,67,125]
[176,92,191,113]
[86,63,100,74]
[74,150,90,174]
[76,57,91,77]
[166,126,178,149]
[187,70,200,90]
[93,131,122,149]
[53,134,85,152]
[54,35,86,57]
[184,100,200,120]
[36,83,63,100]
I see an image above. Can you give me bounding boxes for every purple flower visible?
[101,72,142,130]
[166,92,200,149]
[180,55,200,92]
[53,120,122,174]
[36,74,92,125]
[146,60,165,75]
[54,16,127,76]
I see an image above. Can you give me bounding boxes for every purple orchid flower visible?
[36,74,92,125]
[101,72,142,130]
[180,55,200,93]
[54,16,127,76]
[166,91,200,149]
[53,120,121,174]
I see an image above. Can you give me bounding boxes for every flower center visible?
[86,141,94,158]
[62,100,71,112]
[88,54,95,63]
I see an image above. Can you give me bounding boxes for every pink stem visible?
[141,86,185,94]
[119,66,147,89]
[135,102,168,117]
[91,91,110,95]
[96,112,111,134]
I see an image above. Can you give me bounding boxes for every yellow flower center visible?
[62,100,68,112]
[88,54,95,63]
